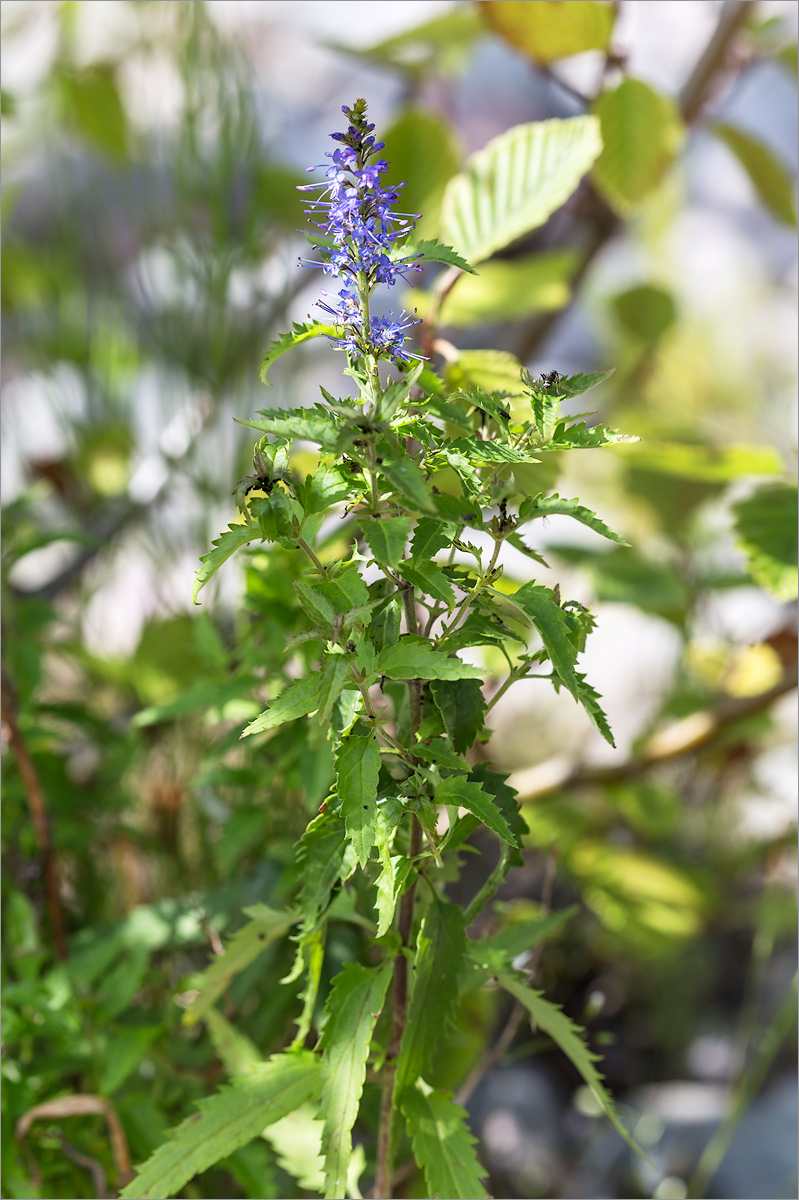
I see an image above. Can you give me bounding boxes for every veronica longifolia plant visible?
[124,100,640,1200]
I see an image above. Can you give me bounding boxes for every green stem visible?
[297,537,329,578]
[436,536,502,645]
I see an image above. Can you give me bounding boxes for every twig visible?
[508,664,798,805]
[16,1094,132,1191]
[1,668,67,961]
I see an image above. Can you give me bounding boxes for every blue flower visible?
[298,100,423,365]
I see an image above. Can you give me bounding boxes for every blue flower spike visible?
[298,99,424,395]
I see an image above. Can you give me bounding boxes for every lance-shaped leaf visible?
[411,517,457,561]
[377,636,484,682]
[712,121,798,228]
[242,676,320,738]
[193,523,260,604]
[430,678,486,752]
[442,115,602,264]
[374,856,417,938]
[496,973,646,1159]
[519,493,629,545]
[319,962,392,1198]
[403,237,477,274]
[502,583,579,697]
[444,436,538,464]
[395,898,468,1092]
[361,516,412,568]
[318,565,370,614]
[469,906,578,972]
[571,672,615,747]
[183,905,298,1027]
[120,1052,323,1200]
[260,322,336,383]
[317,654,352,723]
[336,734,381,868]
[295,581,336,627]
[297,813,348,933]
[470,764,528,864]
[401,560,455,606]
[435,775,515,846]
[302,464,354,516]
[400,1086,489,1200]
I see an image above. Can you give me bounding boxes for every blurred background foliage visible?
[1,2,797,1198]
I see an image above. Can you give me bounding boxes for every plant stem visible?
[297,537,329,578]
[1,668,67,961]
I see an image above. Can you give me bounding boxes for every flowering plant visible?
[122,99,639,1200]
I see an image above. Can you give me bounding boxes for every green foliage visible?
[193,523,261,603]
[712,122,798,227]
[417,250,577,327]
[336,733,381,868]
[733,482,799,600]
[401,1086,489,1199]
[319,963,392,1198]
[481,0,615,63]
[592,78,685,212]
[442,116,603,262]
[121,1053,323,1199]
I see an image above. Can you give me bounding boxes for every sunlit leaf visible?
[592,78,684,213]
[733,481,798,601]
[713,121,798,227]
[400,1086,489,1199]
[481,0,615,63]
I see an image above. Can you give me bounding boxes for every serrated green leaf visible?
[470,764,528,864]
[409,237,477,273]
[713,122,798,227]
[502,583,579,696]
[396,899,468,1092]
[319,962,392,1199]
[412,517,457,560]
[481,0,615,62]
[414,741,470,773]
[444,349,529,420]
[238,406,341,448]
[496,974,645,1159]
[592,78,684,214]
[429,678,486,752]
[401,559,456,605]
[261,1104,325,1193]
[572,672,615,746]
[336,734,381,868]
[260,323,336,383]
[241,676,320,738]
[361,516,412,568]
[120,1052,323,1200]
[442,115,602,263]
[435,776,515,846]
[295,581,336,627]
[377,636,484,681]
[318,565,370,614]
[298,813,348,930]
[469,906,578,971]
[100,1024,162,1095]
[519,493,628,545]
[289,925,326,1047]
[183,905,297,1026]
[193,523,260,604]
[733,482,798,600]
[379,457,436,513]
[529,368,614,401]
[302,464,353,516]
[444,436,537,464]
[318,654,352,723]
[400,1086,489,1200]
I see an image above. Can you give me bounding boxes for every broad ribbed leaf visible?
[713,122,798,227]
[319,963,392,1198]
[377,636,484,681]
[184,905,297,1026]
[429,678,486,752]
[361,516,412,568]
[193,523,259,604]
[336,734,381,867]
[435,776,515,846]
[260,322,336,383]
[400,1086,488,1200]
[442,115,602,263]
[519,493,628,545]
[496,974,644,1158]
[242,676,320,738]
[428,249,576,327]
[592,78,684,213]
[733,482,798,601]
[481,0,615,63]
[120,1053,322,1200]
[502,583,579,696]
[396,899,468,1092]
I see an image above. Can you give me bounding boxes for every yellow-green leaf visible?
[592,78,684,214]
[481,0,615,63]
[713,121,798,227]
